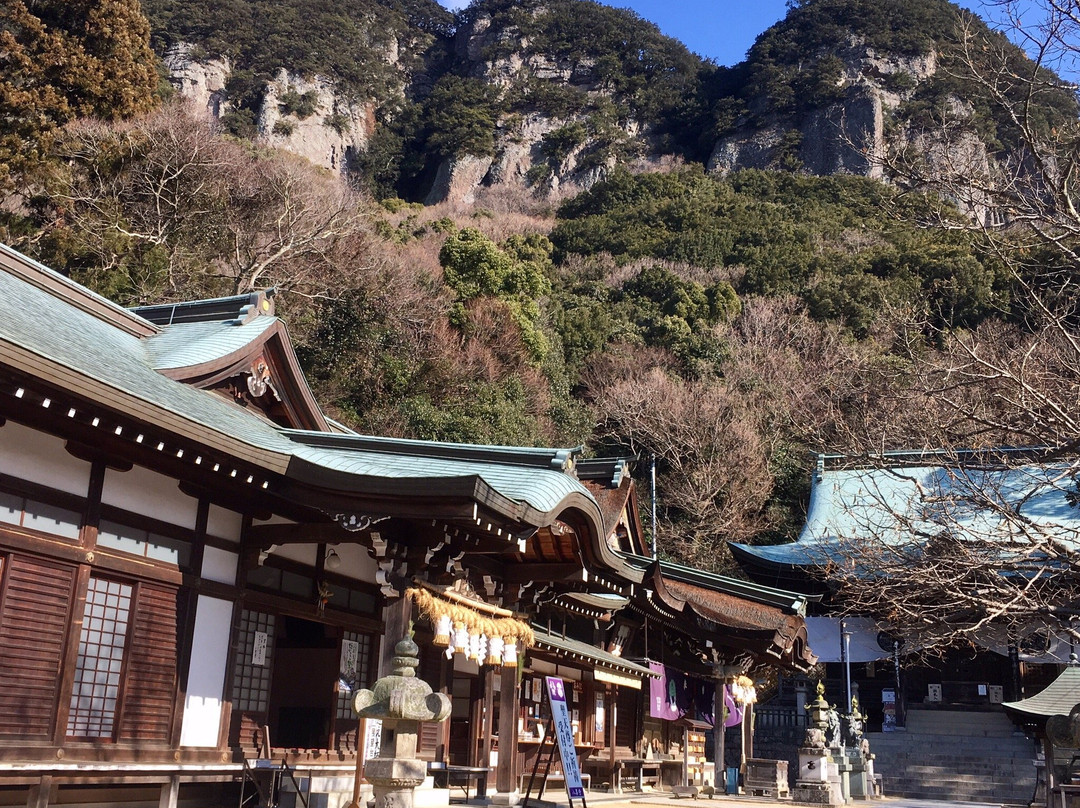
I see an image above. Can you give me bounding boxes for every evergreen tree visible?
[0,0,159,191]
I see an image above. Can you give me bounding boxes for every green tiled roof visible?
[0,256,295,460]
[731,458,1080,571]
[531,626,658,679]
[284,431,595,516]
[0,243,602,527]
[1003,664,1080,719]
[145,318,278,370]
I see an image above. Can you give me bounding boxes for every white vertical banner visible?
[545,677,585,800]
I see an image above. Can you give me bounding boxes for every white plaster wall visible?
[331,541,378,583]
[202,546,239,585]
[274,542,318,567]
[207,504,243,543]
[180,595,234,747]
[0,420,92,496]
[102,464,198,529]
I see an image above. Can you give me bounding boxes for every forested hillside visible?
[2,0,1078,572]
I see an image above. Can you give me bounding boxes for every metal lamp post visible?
[840,620,852,731]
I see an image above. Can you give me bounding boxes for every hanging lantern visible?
[487,635,505,666]
[453,622,469,653]
[433,614,453,646]
[503,638,518,668]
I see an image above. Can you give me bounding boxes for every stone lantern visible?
[792,681,844,806]
[353,635,452,808]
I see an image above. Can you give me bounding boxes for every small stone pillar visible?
[792,682,845,806]
[353,635,452,808]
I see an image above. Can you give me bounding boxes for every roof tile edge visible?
[0,242,158,338]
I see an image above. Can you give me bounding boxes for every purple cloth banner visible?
[649,661,681,719]
[649,662,727,725]
[723,685,744,727]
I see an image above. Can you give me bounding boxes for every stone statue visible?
[804,727,827,749]
[825,705,842,749]
[846,698,865,748]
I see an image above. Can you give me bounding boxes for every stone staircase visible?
[867,708,1038,804]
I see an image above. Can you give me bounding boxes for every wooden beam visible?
[247,522,351,546]
[501,563,586,585]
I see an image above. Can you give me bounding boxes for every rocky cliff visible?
[154,0,1072,209]
[164,46,376,177]
[708,43,938,178]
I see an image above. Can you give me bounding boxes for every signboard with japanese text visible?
[340,639,359,682]
[362,718,383,762]
[881,689,896,732]
[252,631,268,666]
[545,677,585,800]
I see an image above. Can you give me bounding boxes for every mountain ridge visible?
[147,0,1076,206]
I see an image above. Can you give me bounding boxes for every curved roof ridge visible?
[620,552,815,613]
[132,289,276,326]
[282,430,581,471]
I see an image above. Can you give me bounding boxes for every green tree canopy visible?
[0,0,159,191]
[550,168,1007,336]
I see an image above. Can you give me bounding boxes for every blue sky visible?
[435,0,996,68]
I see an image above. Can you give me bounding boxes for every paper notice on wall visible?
[252,631,268,666]
[340,639,359,680]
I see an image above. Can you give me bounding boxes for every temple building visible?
[0,242,815,808]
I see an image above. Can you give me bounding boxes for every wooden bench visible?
[428,763,488,800]
[1054,783,1080,808]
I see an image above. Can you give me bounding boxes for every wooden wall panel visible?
[117,582,178,743]
[0,555,75,739]
[614,687,639,754]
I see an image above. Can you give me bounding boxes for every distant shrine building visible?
[0,243,816,808]
[730,453,1075,777]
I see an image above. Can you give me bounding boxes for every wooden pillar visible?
[714,679,726,793]
[378,595,412,677]
[480,665,495,770]
[1044,736,1057,808]
[609,687,619,794]
[741,702,754,772]
[495,664,520,794]
[157,776,180,808]
[438,652,453,760]
[26,775,52,808]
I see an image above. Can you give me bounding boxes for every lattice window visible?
[232,610,275,713]
[67,577,132,739]
[335,631,374,719]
